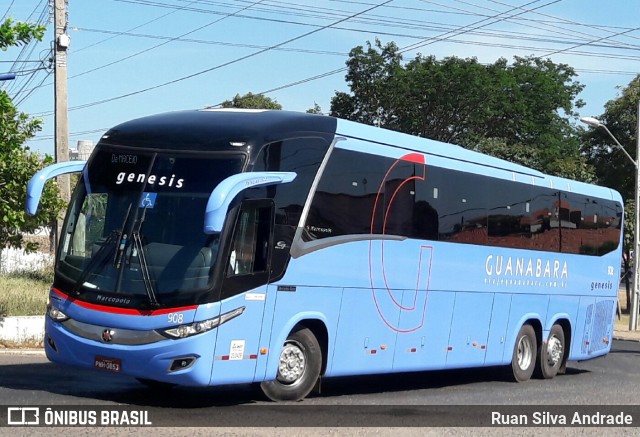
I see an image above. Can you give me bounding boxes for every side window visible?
[382,158,419,237]
[558,194,620,256]
[529,188,560,252]
[600,200,622,255]
[306,148,385,239]
[437,169,487,245]
[487,179,532,250]
[306,148,436,241]
[252,138,330,280]
[227,201,274,277]
[252,137,329,227]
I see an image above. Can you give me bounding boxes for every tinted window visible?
[487,179,532,249]
[251,137,330,279]
[304,148,621,257]
[560,193,622,256]
[436,171,487,245]
[527,189,559,252]
[306,149,385,239]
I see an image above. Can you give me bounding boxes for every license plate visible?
[94,356,121,373]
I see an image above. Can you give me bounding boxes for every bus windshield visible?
[56,145,245,307]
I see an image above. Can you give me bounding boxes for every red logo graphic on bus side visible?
[368,153,433,333]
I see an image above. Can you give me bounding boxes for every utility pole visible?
[54,0,70,248]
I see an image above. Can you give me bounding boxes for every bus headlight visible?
[159,306,245,339]
[47,305,69,322]
[162,318,221,339]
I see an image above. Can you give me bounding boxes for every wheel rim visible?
[276,340,307,385]
[516,334,533,371]
[546,335,563,367]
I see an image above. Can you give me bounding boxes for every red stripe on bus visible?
[51,288,197,316]
[400,153,425,164]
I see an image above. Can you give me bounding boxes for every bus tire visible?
[511,324,537,382]
[536,324,565,379]
[260,327,322,401]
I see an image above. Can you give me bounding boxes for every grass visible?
[0,268,52,317]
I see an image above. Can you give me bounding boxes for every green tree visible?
[221,92,282,110]
[331,40,592,180]
[581,75,639,203]
[0,18,45,50]
[306,103,323,114]
[0,19,62,263]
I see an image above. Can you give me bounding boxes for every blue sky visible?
[2,0,639,156]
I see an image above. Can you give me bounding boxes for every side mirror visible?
[204,172,296,234]
[26,161,87,215]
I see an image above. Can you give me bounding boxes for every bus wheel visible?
[511,324,537,382]
[536,324,565,379]
[260,327,322,401]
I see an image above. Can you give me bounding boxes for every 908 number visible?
[167,312,184,324]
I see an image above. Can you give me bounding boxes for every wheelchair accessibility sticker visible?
[140,192,157,209]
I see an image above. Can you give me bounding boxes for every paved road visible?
[0,340,639,435]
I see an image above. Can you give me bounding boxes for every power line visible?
[22,0,639,141]
[20,0,640,99]
[34,0,394,116]
[211,0,586,108]
[0,0,16,22]
[193,0,564,108]
[402,0,561,54]
[21,0,268,95]
[485,0,640,44]
[450,0,640,51]
[76,27,347,56]
[67,0,269,81]
[76,24,640,56]
[3,0,50,100]
[108,0,640,53]
[73,0,202,54]
[542,24,640,57]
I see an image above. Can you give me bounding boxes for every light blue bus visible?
[27,110,623,401]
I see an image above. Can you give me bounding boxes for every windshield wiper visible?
[129,205,160,307]
[114,204,133,270]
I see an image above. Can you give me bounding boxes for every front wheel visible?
[511,324,537,382]
[536,324,565,379]
[260,328,322,401]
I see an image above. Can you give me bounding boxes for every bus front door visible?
[210,199,275,385]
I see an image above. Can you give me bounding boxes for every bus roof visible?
[99,109,622,203]
[100,109,337,151]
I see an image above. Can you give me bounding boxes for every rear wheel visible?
[511,324,537,382]
[260,328,321,401]
[536,324,565,379]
